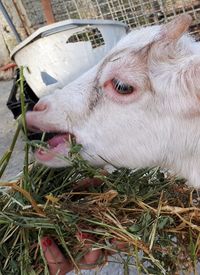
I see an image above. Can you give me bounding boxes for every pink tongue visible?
[35,134,71,162]
[48,134,70,148]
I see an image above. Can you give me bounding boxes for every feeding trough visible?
[10,19,129,98]
[8,19,128,140]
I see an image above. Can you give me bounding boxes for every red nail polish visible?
[41,237,52,249]
[45,238,52,246]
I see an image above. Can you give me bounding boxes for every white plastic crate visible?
[11,19,128,97]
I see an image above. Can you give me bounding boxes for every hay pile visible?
[0,71,200,274]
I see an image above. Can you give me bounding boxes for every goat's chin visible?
[32,132,74,168]
[34,145,71,168]
[35,154,71,168]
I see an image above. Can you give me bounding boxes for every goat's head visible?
[26,14,200,188]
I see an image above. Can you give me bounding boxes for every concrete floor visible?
[0,80,24,181]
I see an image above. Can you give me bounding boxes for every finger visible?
[76,232,104,269]
[108,239,129,255]
[41,237,73,275]
[0,63,16,71]
[112,239,129,250]
[73,170,108,191]
[83,248,102,265]
[73,178,103,191]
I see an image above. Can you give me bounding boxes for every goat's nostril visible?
[33,102,48,112]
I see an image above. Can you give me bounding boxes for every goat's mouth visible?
[33,132,74,162]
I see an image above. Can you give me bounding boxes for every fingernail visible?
[46,238,52,246]
[42,237,52,249]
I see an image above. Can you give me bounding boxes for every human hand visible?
[41,234,128,274]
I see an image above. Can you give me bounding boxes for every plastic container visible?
[11,19,128,97]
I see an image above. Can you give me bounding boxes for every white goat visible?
[26,15,200,188]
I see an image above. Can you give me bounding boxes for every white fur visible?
[26,15,200,188]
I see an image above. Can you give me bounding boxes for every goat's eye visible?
[112,78,134,94]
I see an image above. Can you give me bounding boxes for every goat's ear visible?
[159,14,192,42]
[149,15,192,64]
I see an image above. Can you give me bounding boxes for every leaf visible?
[128,224,141,233]
[69,144,83,154]
[157,216,174,230]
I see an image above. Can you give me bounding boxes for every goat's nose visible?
[33,101,48,112]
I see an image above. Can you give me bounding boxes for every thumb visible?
[41,237,73,275]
